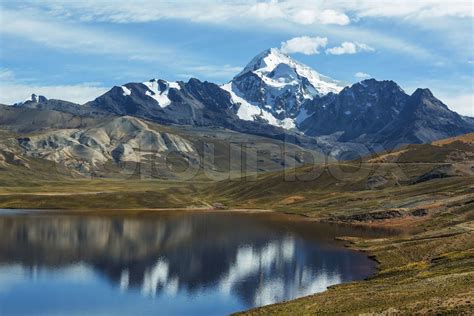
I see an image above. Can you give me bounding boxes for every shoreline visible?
[0,207,275,215]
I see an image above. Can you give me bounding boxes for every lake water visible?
[0,210,383,315]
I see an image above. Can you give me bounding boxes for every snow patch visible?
[168,82,181,90]
[222,83,296,129]
[121,86,131,96]
[280,117,296,129]
[142,79,180,108]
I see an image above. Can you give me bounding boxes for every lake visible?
[0,210,384,315]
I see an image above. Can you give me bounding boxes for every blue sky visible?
[0,0,473,115]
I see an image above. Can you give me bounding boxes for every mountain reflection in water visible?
[0,212,379,315]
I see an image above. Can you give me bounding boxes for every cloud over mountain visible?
[355,72,371,79]
[280,36,328,55]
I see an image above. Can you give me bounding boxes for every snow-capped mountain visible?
[222,48,343,129]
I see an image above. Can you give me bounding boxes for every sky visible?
[0,0,473,115]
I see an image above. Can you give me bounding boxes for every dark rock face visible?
[298,80,474,149]
[27,94,48,103]
[411,209,428,217]
[299,80,408,141]
[329,208,428,223]
[331,210,405,222]
[374,88,474,148]
[232,71,265,105]
[409,165,456,184]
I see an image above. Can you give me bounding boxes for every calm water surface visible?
[0,210,385,315]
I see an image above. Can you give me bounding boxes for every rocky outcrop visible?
[328,208,428,223]
[17,116,195,174]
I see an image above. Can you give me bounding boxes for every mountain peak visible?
[30,94,48,103]
[411,88,434,99]
[350,79,405,95]
[406,88,451,113]
[237,48,292,76]
[244,48,341,96]
[13,94,48,106]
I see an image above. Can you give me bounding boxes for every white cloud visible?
[291,9,349,25]
[318,9,351,25]
[290,9,319,25]
[354,72,371,79]
[338,0,473,19]
[0,69,15,81]
[28,0,471,26]
[0,8,179,63]
[248,1,286,20]
[326,42,375,55]
[21,0,350,26]
[6,1,456,62]
[280,36,328,55]
[0,7,242,82]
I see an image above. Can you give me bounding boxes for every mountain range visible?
[84,48,473,146]
[1,48,473,176]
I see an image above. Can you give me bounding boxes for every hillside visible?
[0,107,325,181]
[208,133,473,211]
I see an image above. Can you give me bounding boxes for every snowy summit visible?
[222,48,343,129]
